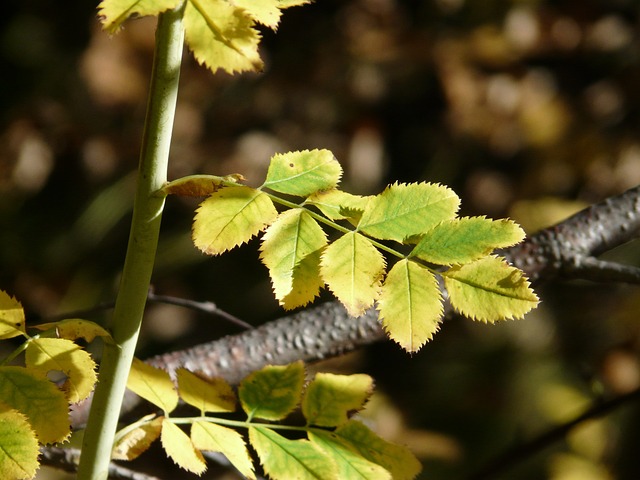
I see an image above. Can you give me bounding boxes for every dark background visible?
[2,1,640,478]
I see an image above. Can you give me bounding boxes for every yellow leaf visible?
[0,290,25,340]
[321,232,386,316]
[0,403,39,480]
[31,319,112,343]
[127,358,179,414]
[176,369,236,414]
[97,0,181,33]
[161,419,207,475]
[191,421,255,479]
[25,338,97,403]
[112,415,163,461]
[235,0,281,29]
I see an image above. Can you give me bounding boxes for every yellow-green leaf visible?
[97,0,181,33]
[176,369,236,414]
[184,0,263,75]
[162,173,245,197]
[335,420,422,480]
[0,404,39,480]
[112,415,163,461]
[260,209,327,309]
[191,421,255,479]
[235,0,281,29]
[309,430,391,480]
[161,418,207,475]
[0,366,70,444]
[25,338,97,403]
[443,255,539,322]
[378,259,443,352]
[411,217,526,265]
[320,232,385,317]
[31,319,112,343]
[306,189,371,224]
[0,290,25,340]
[263,150,342,196]
[249,426,335,480]
[193,185,278,255]
[127,358,179,414]
[358,182,460,242]
[239,361,304,421]
[302,373,373,427]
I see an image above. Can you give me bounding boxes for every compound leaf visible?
[127,358,179,414]
[184,0,263,74]
[97,0,181,33]
[193,185,277,255]
[306,189,370,224]
[191,421,255,479]
[31,319,112,344]
[321,232,385,317]
[378,259,443,352]
[161,418,207,475]
[177,369,236,414]
[112,415,163,461]
[249,426,334,480]
[239,361,304,421]
[411,217,525,265]
[25,338,96,404]
[0,404,39,480]
[260,209,327,309]
[443,255,539,322]
[0,290,25,340]
[263,150,342,196]
[358,183,460,242]
[302,373,373,427]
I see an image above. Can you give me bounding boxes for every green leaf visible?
[0,290,25,340]
[193,185,278,255]
[309,430,391,480]
[97,0,181,33]
[302,373,373,427]
[443,255,539,322]
[358,182,460,242]
[0,404,39,480]
[260,209,327,309]
[263,150,342,196]
[112,415,163,461]
[161,173,245,197]
[191,421,255,479]
[411,217,526,265]
[25,338,97,403]
[335,420,422,480]
[0,366,70,444]
[239,361,304,421]
[184,0,263,75]
[306,189,371,224]
[320,232,386,316]
[176,369,236,414]
[378,259,443,352]
[31,319,112,343]
[249,426,335,480]
[127,358,179,414]
[161,418,207,475]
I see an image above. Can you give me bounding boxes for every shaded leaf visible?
[0,290,25,340]
[443,255,539,322]
[193,185,277,255]
[31,319,112,343]
[162,174,245,197]
[177,369,236,414]
[161,418,207,475]
[263,150,342,196]
[112,415,163,461]
[378,259,443,352]
[97,0,181,33]
[306,189,370,224]
[127,358,179,414]
[0,404,39,480]
[191,421,255,479]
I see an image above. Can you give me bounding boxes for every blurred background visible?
[2,0,640,478]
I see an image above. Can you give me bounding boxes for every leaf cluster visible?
[121,359,422,479]
[177,149,539,352]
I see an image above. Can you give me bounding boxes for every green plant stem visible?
[77,6,185,480]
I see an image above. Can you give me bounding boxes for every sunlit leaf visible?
[177,369,236,414]
[25,338,97,403]
[263,150,342,196]
[112,415,163,461]
[336,420,422,480]
[260,209,327,309]
[0,404,39,480]
[443,255,539,322]
[378,259,443,352]
[358,183,460,242]
[239,361,304,421]
[31,319,112,343]
[249,426,334,480]
[0,366,70,444]
[411,217,525,265]
[235,0,281,29]
[162,174,245,197]
[0,290,25,340]
[191,421,255,479]
[97,0,181,33]
[302,373,373,427]
[309,430,391,480]
[184,0,263,75]
[306,189,370,224]
[321,232,385,316]
[127,358,179,414]
[278,0,314,8]
[193,185,278,255]
[161,418,207,475]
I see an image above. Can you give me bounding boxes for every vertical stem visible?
[77,6,184,479]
